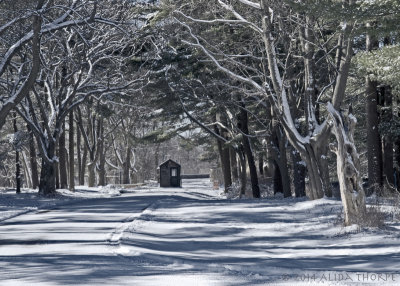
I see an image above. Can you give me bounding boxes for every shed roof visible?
[159,159,180,167]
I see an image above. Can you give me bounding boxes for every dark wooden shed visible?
[159,159,181,187]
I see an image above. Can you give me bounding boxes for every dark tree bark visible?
[214,120,232,192]
[13,115,21,194]
[55,147,60,189]
[273,161,283,195]
[381,86,394,186]
[238,149,247,197]
[98,138,106,186]
[258,153,264,176]
[27,125,39,189]
[58,121,68,189]
[81,140,88,185]
[291,147,306,197]
[38,142,56,196]
[69,110,75,191]
[277,130,292,198]
[122,146,131,184]
[365,27,383,195]
[230,147,239,181]
[238,105,260,198]
[395,140,400,191]
[264,98,292,197]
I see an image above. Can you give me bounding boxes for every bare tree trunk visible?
[291,147,306,197]
[273,161,283,195]
[59,121,68,189]
[381,86,394,186]
[277,130,291,197]
[98,139,106,186]
[302,143,326,200]
[69,110,75,191]
[238,104,260,198]
[39,160,57,196]
[300,15,331,198]
[28,125,39,189]
[365,24,383,195]
[155,143,160,179]
[81,139,87,186]
[366,78,382,194]
[230,148,239,181]
[221,143,232,192]
[13,116,21,193]
[238,150,247,197]
[214,116,232,192]
[395,140,400,191]
[258,153,264,177]
[55,148,60,189]
[87,160,96,187]
[21,151,32,188]
[38,142,57,196]
[122,146,131,184]
[76,118,83,185]
[87,134,97,187]
[328,103,366,226]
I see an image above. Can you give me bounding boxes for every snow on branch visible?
[237,0,261,9]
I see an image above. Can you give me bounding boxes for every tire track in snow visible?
[107,200,159,255]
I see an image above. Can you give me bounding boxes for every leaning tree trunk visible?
[238,104,260,198]
[21,151,32,188]
[328,103,366,226]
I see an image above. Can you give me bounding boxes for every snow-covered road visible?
[1,179,400,285]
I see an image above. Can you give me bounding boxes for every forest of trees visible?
[1,0,400,226]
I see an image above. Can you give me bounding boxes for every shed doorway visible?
[170,167,180,187]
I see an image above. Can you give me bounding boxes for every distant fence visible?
[181,174,210,179]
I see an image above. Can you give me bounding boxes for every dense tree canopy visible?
[0,0,400,226]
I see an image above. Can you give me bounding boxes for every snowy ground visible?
[1,179,400,285]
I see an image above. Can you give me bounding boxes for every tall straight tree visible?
[365,23,383,194]
[69,110,75,192]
